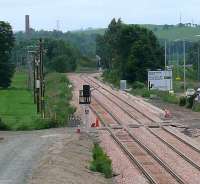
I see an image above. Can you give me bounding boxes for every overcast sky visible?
[1,0,200,32]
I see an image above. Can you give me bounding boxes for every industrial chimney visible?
[25,15,30,34]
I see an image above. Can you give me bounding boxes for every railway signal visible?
[79,85,91,132]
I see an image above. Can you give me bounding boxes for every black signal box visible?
[79,85,91,104]
[83,85,90,97]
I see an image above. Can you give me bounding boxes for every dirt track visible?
[0,128,69,184]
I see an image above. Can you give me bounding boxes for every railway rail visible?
[82,75,161,125]
[90,95,187,184]
[71,74,200,183]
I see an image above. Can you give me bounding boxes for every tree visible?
[44,39,79,72]
[96,19,164,83]
[50,55,77,73]
[0,21,15,88]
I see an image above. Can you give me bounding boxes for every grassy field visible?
[0,71,75,130]
[0,72,41,130]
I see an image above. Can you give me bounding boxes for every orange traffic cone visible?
[96,118,100,127]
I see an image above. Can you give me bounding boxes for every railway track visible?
[75,74,200,183]
[149,127,200,171]
[82,75,161,125]
[86,75,200,163]
[90,96,187,184]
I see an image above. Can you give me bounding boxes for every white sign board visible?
[148,70,173,91]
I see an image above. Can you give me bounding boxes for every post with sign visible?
[79,85,91,132]
[148,70,173,91]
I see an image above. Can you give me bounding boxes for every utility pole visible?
[35,55,40,113]
[176,45,179,78]
[28,39,45,117]
[39,38,45,118]
[183,40,186,92]
[198,47,200,81]
[165,40,167,69]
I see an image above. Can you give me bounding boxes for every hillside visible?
[74,24,200,42]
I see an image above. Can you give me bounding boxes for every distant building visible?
[25,15,30,34]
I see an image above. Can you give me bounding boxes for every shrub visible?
[90,143,112,178]
[141,89,151,98]
[132,81,145,89]
[179,96,186,106]
[186,94,196,109]
[193,102,200,112]
[0,118,9,130]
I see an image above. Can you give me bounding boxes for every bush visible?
[141,89,151,98]
[186,94,196,109]
[90,143,112,178]
[192,102,200,112]
[103,70,120,88]
[132,81,145,89]
[0,118,9,130]
[179,96,186,106]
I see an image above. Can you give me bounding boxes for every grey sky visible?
[1,0,200,31]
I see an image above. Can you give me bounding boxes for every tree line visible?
[0,21,15,88]
[96,18,164,83]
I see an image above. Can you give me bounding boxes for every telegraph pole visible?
[183,40,186,92]
[198,47,200,81]
[165,40,167,69]
[35,55,40,113]
[39,38,45,118]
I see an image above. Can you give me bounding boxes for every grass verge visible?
[90,143,112,178]
[0,71,75,130]
[45,72,76,126]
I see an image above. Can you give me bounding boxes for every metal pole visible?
[177,45,179,78]
[197,46,200,81]
[183,41,186,92]
[165,40,167,69]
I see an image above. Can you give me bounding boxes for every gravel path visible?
[0,129,69,184]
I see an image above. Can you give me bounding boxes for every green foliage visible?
[102,70,120,88]
[0,21,15,88]
[186,95,196,109]
[192,102,200,112]
[45,73,75,126]
[50,55,77,73]
[97,19,164,83]
[152,91,179,104]
[141,89,151,98]
[132,81,145,89]
[90,143,112,178]
[179,96,187,106]
[44,39,79,72]
[0,118,9,130]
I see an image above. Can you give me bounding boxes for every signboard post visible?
[148,70,173,91]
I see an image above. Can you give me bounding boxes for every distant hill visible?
[73,24,200,42]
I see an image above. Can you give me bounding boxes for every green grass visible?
[0,71,75,130]
[45,73,76,126]
[0,71,41,130]
[90,143,112,178]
